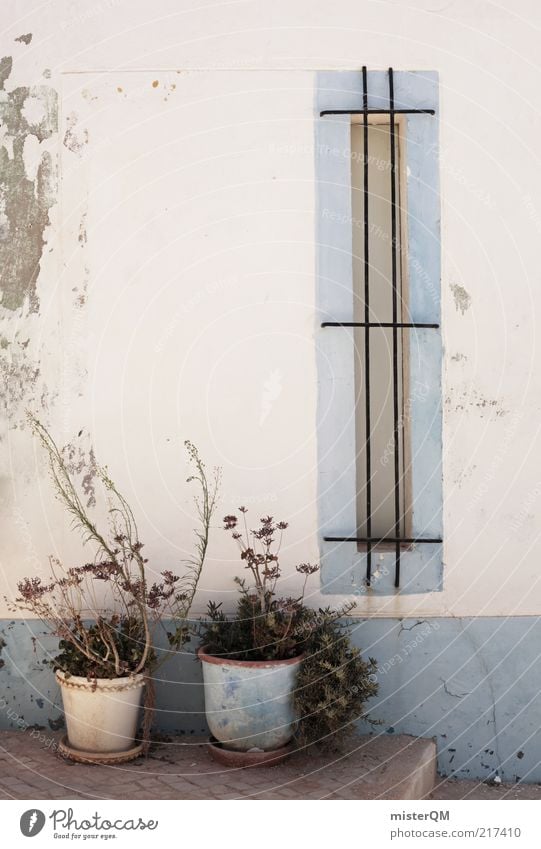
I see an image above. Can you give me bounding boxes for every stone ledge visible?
[0,731,436,800]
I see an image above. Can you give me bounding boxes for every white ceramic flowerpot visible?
[56,670,145,753]
[198,647,303,751]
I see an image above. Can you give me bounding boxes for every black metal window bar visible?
[321,67,441,588]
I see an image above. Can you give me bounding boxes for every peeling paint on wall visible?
[78,211,87,246]
[63,112,88,156]
[72,276,88,309]
[445,388,508,418]
[0,340,40,413]
[450,282,472,315]
[64,437,97,508]
[0,55,57,312]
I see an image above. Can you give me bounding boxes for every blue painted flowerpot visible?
[198,647,303,751]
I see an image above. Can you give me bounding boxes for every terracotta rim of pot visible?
[206,736,295,768]
[197,646,305,668]
[55,670,145,691]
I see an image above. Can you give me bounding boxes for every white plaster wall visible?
[2,0,541,619]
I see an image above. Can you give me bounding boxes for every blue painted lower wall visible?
[0,619,208,738]
[352,617,541,783]
[1,616,539,783]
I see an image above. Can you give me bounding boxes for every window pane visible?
[351,121,408,541]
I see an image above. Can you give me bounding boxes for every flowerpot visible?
[56,670,145,755]
[198,647,303,752]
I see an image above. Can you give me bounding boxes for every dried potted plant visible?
[197,508,370,766]
[8,416,219,763]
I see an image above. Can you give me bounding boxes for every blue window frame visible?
[315,70,443,595]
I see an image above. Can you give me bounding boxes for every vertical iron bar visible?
[362,66,372,586]
[389,67,401,587]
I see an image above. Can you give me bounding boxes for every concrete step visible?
[293,733,437,800]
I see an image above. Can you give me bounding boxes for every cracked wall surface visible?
[355,617,541,783]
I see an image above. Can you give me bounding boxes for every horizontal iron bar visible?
[321,321,440,329]
[320,108,435,117]
[324,536,442,544]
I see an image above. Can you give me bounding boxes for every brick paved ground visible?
[0,730,434,800]
[4,730,539,800]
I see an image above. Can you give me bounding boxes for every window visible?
[316,69,443,595]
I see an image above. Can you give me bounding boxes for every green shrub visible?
[294,615,379,750]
